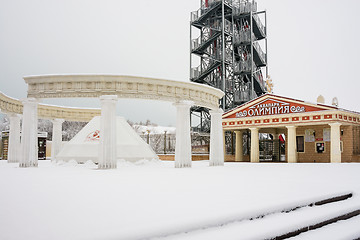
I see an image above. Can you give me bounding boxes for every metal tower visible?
[190,0,268,132]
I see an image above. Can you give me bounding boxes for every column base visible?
[19,162,38,168]
[98,163,117,169]
[175,162,191,168]
[210,161,224,167]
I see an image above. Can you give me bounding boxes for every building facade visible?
[222,94,360,163]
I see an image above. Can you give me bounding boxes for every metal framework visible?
[190,0,268,132]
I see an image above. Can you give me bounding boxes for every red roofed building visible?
[222,94,360,163]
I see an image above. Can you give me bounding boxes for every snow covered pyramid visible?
[56,116,158,163]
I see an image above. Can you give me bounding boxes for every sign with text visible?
[225,97,330,119]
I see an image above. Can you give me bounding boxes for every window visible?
[340,141,343,153]
[296,136,305,153]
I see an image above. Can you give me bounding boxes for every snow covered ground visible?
[0,160,359,240]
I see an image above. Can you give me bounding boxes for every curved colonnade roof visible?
[0,91,100,122]
[24,74,224,110]
[1,75,224,122]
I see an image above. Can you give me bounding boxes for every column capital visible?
[51,118,65,124]
[329,122,342,127]
[286,125,297,129]
[21,97,39,105]
[249,127,259,131]
[8,113,21,118]
[173,100,194,108]
[100,95,118,102]
[209,108,224,115]
[235,129,244,134]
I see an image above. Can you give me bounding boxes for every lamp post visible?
[147,130,150,144]
[164,131,167,154]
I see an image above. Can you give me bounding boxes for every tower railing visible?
[254,69,266,91]
[234,59,254,74]
[224,19,233,35]
[207,0,233,7]
[253,13,265,37]
[253,41,266,64]
[234,29,255,45]
[233,1,257,16]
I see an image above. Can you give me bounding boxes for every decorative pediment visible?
[223,94,336,119]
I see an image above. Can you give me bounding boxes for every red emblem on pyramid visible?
[85,130,100,142]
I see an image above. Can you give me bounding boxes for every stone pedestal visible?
[51,119,64,162]
[98,95,118,169]
[174,101,193,168]
[8,113,21,163]
[286,126,297,163]
[330,122,342,163]
[20,98,38,168]
[209,108,224,166]
[250,127,259,163]
[235,130,244,162]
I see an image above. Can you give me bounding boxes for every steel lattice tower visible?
[190,0,268,132]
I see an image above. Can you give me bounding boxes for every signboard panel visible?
[224,96,332,119]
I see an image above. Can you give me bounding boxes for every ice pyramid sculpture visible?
[56,116,158,163]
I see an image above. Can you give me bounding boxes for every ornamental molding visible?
[0,91,100,122]
[222,110,360,130]
[24,75,224,110]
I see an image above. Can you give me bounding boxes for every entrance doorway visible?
[259,136,285,162]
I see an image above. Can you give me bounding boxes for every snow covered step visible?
[274,208,360,239]
[163,193,360,240]
[289,214,360,240]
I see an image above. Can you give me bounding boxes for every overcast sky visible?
[1,0,360,126]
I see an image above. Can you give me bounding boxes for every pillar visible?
[209,108,224,166]
[250,127,259,163]
[98,95,118,169]
[286,126,297,163]
[174,100,193,168]
[329,122,341,163]
[20,98,38,168]
[235,130,243,162]
[273,133,281,161]
[51,119,64,162]
[7,113,21,163]
[223,130,226,158]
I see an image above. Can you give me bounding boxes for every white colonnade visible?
[51,119,64,162]
[7,113,21,163]
[250,127,259,163]
[330,122,342,163]
[98,95,118,169]
[19,98,38,168]
[286,126,297,163]
[209,108,224,166]
[174,101,193,168]
[235,130,243,162]
[173,101,225,168]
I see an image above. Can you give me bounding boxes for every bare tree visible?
[62,121,87,141]
[0,115,9,132]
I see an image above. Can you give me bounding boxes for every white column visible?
[250,128,259,163]
[174,101,193,168]
[20,98,38,168]
[209,108,224,166]
[235,130,243,162]
[223,130,226,159]
[7,113,21,163]
[51,119,64,162]
[286,126,297,163]
[98,95,118,169]
[330,122,342,163]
